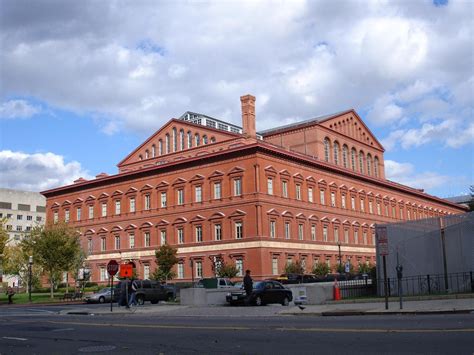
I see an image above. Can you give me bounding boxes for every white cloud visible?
[0,150,92,191]
[0,99,41,119]
[385,159,450,190]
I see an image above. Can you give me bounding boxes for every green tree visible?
[0,218,9,263]
[312,262,330,277]
[284,259,305,274]
[24,223,82,298]
[152,244,179,282]
[357,262,373,274]
[2,244,42,289]
[216,263,239,278]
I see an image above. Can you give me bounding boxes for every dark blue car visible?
[226,280,293,306]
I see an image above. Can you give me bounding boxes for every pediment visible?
[85,195,96,202]
[228,209,247,218]
[308,214,319,221]
[156,219,170,227]
[228,166,245,176]
[342,219,351,225]
[266,208,280,216]
[264,165,277,175]
[332,218,341,224]
[97,227,108,234]
[318,179,327,186]
[155,181,169,189]
[73,198,84,205]
[125,187,138,195]
[306,176,316,184]
[190,215,206,223]
[293,173,304,181]
[208,170,224,179]
[329,182,338,188]
[339,184,348,191]
[320,216,330,223]
[172,177,187,186]
[208,212,225,220]
[279,169,291,178]
[190,174,205,183]
[112,190,123,197]
[124,224,137,231]
[98,192,109,200]
[140,222,153,229]
[172,217,188,224]
[281,210,293,218]
[111,225,123,233]
[84,229,95,235]
[296,213,307,220]
[140,184,153,192]
[61,200,71,207]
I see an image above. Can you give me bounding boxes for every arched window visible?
[351,148,357,171]
[342,145,348,168]
[202,135,208,144]
[195,133,200,146]
[172,128,177,152]
[187,131,192,149]
[145,150,149,159]
[333,142,340,165]
[374,157,379,177]
[210,137,216,143]
[367,154,372,176]
[179,129,185,150]
[158,139,163,156]
[324,138,330,162]
[165,134,170,154]
[359,150,364,174]
[139,155,143,161]
[151,144,156,158]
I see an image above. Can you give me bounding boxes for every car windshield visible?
[98,288,110,294]
[253,282,265,290]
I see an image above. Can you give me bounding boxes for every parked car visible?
[197,277,235,289]
[315,273,350,282]
[84,288,114,304]
[226,280,293,306]
[114,280,175,305]
[275,273,319,284]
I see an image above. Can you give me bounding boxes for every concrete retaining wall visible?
[180,288,232,306]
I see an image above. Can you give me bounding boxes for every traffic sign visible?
[376,227,389,256]
[344,261,350,273]
[107,260,119,276]
[119,263,133,278]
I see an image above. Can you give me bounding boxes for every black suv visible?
[114,280,175,305]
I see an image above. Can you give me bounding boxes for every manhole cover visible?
[78,345,116,353]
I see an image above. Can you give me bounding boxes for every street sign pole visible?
[383,255,389,310]
[110,275,113,313]
[106,260,119,313]
[376,227,389,310]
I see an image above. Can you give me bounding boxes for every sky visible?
[0,0,472,198]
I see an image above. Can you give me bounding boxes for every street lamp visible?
[28,256,33,303]
[337,242,342,271]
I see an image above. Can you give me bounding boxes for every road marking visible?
[51,328,74,332]
[3,337,28,341]
[46,320,474,333]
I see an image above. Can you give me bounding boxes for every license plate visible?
[232,296,238,300]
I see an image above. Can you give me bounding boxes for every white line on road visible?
[3,336,28,341]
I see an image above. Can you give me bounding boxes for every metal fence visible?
[339,278,376,299]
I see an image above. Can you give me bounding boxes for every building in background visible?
[41,95,466,284]
[0,188,46,286]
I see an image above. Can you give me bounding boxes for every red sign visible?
[376,227,389,256]
[119,263,133,278]
[107,260,119,276]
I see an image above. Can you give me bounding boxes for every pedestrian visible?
[128,279,138,307]
[6,286,15,304]
[243,270,253,305]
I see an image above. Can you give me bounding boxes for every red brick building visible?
[41,95,465,284]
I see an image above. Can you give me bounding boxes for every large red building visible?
[42,95,465,284]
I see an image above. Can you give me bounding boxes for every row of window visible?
[139,127,217,161]
[323,137,380,177]
[0,213,43,222]
[4,225,33,232]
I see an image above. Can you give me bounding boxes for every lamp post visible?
[190,258,194,287]
[337,242,342,271]
[28,256,33,303]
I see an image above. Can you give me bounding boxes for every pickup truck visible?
[196,277,235,289]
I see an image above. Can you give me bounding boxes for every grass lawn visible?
[0,292,70,305]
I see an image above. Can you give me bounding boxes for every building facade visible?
[41,95,466,284]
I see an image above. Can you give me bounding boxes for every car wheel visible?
[137,295,145,305]
[165,293,173,302]
[255,296,263,306]
[151,300,159,304]
[281,297,289,306]
[98,296,105,304]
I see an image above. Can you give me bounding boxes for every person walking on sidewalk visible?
[6,286,15,304]
[128,279,138,307]
[243,270,253,305]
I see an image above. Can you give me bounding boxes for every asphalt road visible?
[0,304,473,354]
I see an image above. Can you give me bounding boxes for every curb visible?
[283,309,474,316]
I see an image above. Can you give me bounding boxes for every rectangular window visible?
[369,201,373,214]
[385,204,389,216]
[196,261,203,278]
[272,257,279,275]
[363,231,367,244]
[296,184,301,200]
[16,225,22,231]
[284,222,290,239]
[54,211,59,222]
[354,229,359,244]
[331,192,336,207]
[88,205,94,219]
[400,208,404,219]
[64,210,70,222]
[235,259,243,277]
[177,189,184,205]
[195,186,202,203]
[27,215,32,221]
[130,198,136,213]
[341,194,346,209]
[308,187,313,202]
[323,226,328,242]
[311,224,316,241]
[267,178,273,195]
[160,230,166,245]
[36,216,42,222]
[320,190,325,205]
[178,263,184,279]
[282,181,288,198]
[100,267,107,282]
[195,225,202,242]
[129,234,135,249]
[144,194,151,210]
[214,224,222,241]
[101,237,106,251]
[392,206,396,218]
[334,227,339,242]
[344,229,349,243]
[76,208,81,221]
[233,178,242,196]
[377,202,381,215]
[214,182,221,199]
[144,265,150,280]
[87,239,93,253]
[114,235,120,250]
[351,197,356,210]
[101,203,107,217]
[270,220,276,239]
[360,199,365,212]
[298,224,304,240]
[407,210,411,220]
[144,232,150,247]
[177,228,184,244]
[115,200,121,215]
[235,222,243,239]
[160,192,167,208]
[17,214,23,220]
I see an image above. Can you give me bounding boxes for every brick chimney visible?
[240,94,256,138]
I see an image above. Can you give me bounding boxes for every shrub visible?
[312,262,330,276]
[284,260,305,274]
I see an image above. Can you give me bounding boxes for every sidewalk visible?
[280,297,474,316]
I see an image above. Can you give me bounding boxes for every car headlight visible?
[226,293,231,297]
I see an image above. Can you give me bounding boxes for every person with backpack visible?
[128,279,138,307]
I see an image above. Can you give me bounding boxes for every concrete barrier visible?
[287,283,334,305]
[180,288,234,306]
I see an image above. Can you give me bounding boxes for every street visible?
[0,304,473,354]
